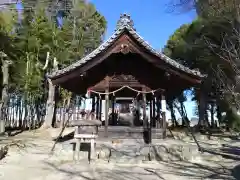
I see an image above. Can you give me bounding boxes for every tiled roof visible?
[49,14,203,79]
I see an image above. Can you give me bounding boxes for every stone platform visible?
[67,138,224,165]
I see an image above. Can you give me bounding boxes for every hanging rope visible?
[88,85,164,95]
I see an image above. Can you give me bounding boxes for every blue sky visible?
[91,0,197,50]
[16,0,198,118]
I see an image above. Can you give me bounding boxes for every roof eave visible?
[48,24,204,81]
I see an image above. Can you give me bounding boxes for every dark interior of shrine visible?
[54,52,198,97]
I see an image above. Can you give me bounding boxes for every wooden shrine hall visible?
[48,13,204,138]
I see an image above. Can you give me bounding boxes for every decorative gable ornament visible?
[120,44,130,54]
[116,13,136,30]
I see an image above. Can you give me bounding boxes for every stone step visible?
[95,142,204,163]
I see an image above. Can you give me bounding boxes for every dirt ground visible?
[0,129,239,180]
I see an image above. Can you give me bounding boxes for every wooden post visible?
[161,94,167,138]
[136,96,140,126]
[149,97,152,144]
[91,96,95,112]
[142,87,151,144]
[91,96,96,120]
[153,96,156,127]
[150,98,153,127]
[90,138,95,160]
[104,77,110,136]
[99,97,102,121]
[96,96,99,120]
[156,96,161,129]
[104,89,109,137]
[142,88,147,129]
[111,95,115,125]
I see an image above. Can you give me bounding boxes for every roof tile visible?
[49,15,204,79]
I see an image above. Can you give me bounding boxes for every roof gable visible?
[49,14,203,80]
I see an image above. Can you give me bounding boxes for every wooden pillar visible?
[142,87,151,144]
[111,95,115,125]
[149,97,152,144]
[136,96,140,126]
[96,96,100,120]
[91,96,95,112]
[91,96,96,120]
[161,94,167,138]
[142,89,147,129]
[156,95,161,128]
[152,96,156,127]
[99,97,102,121]
[104,89,109,137]
[150,98,153,127]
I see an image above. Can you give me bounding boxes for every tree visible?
[168,0,240,18]
[0,8,18,132]
[39,1,106,128]
[0,0,107,129]
[163,15,240,130]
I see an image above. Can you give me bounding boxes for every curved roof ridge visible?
[49,17,204,79]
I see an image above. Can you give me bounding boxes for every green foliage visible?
[164,0,240,129]
[0,1,107,103]
[0,8,18,58]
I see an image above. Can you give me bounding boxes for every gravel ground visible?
[0,130,239,180]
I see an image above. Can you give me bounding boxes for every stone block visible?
[0,121,5,135]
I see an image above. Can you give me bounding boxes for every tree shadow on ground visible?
[200,132,239,141]
[5,126,41,137]
[41,141,239,180]
[44,161,153,180]
[150,145,238,180]
[201,147,240,161]
[232,164,240,180]
[221,146,240,156]
[53,131,74,142]
[44,157,237,180]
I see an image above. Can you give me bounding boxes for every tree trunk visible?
[41,57,58,129]
[180,101,185,126]
[0,54,11,134]
[60,98,67,128]
[198,91,208,127]
[216,104,222,125]
[41,77,56,128]
[210,102,215,128]
[168,101,178,127]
